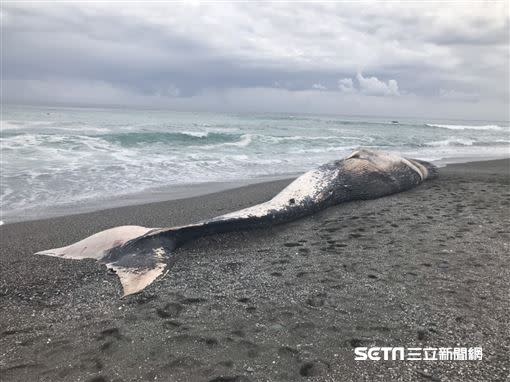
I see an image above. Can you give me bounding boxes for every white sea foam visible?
[426,138,476,147]
[425,123,505,131]
[1,120,26,130]
[1,120,56,130]
[219,134,253,148]
[291,146,353,154]
[267,135,339,142]
[180,130,209,138]
[1,119,110,133]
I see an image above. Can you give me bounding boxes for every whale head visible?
[346,149,437,181]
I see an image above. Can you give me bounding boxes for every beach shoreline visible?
[1,172,299,225]
[3,155,509,225]
[0,158,509,381]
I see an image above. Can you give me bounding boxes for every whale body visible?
[36,150,437,296]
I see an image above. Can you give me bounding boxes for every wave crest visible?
[99,131,242,146]
[425,138,475,147]
[425,123,505,131]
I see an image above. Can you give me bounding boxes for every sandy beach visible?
[1,159,509,381]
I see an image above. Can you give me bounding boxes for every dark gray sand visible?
[1,159,509,382]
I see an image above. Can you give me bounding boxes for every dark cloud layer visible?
[2,2,509,120]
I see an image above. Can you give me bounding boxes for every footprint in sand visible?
[156,302,183,318]
[299,360,330,377]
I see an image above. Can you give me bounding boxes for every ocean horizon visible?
[1,104,509,224]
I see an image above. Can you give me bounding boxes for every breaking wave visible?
[2,106,509,223]
[425,123,506,131]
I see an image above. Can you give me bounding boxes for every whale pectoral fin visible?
[346,150,361,159]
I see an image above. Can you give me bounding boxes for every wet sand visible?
[1,159,509,381]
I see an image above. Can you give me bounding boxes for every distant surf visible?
[1,105,509,223]
[425,123,505,131]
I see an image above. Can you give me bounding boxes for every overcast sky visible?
[2,1,509,120]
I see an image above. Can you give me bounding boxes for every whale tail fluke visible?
[102,231,177,296]
[35,225,176,296]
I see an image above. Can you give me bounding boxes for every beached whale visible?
[36,149,437,296]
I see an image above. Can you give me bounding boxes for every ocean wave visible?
[203,133,358,148]
[99,131,242,146]
[1,120,54,130]
[1,120,26,130]
[179,130,210,138]
[425,138,475,147]
[259,135,340,143]
[212,134,253,148]
[425,123,505,131]
[1,120,111,134]
[3,104,510,223]
[249,114,322,122]
[1,133,114,151]
[290,145,353,154]
[425,138,510,147]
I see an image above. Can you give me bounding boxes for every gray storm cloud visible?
[2,2,509,120]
